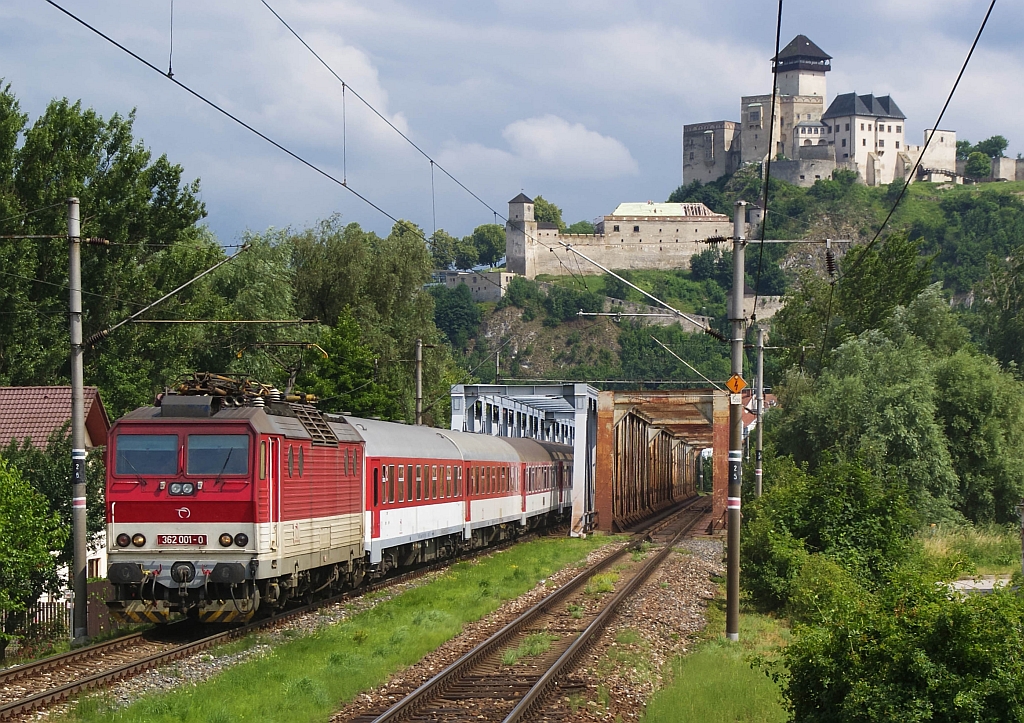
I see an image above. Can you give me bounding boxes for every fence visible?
[1,600,72,657]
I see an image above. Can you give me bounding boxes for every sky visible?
[2,1,1021,244]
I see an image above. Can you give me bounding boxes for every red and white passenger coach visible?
[106,383,571,624]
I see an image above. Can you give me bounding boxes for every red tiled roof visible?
[0,386,110,449]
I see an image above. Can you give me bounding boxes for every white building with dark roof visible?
[822,93,907,185]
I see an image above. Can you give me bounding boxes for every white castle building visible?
[683,35,958,187]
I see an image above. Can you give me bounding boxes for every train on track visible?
[106,374,573,624]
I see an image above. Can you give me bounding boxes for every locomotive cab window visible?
[259,441,266,480]
[288,446,294,477]
[298,447,305,477]
[115,434,178,476]
[187,435,249,475]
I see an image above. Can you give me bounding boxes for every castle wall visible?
[520,214,732,279]
[772,158,837,187]
[682,121,740,184]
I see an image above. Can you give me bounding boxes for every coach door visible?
[269,437,280,552]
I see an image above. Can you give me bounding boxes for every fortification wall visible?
[527,236,706,278]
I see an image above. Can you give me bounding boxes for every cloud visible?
[439,115,638,182]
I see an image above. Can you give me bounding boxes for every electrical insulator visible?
[825,249,837,280]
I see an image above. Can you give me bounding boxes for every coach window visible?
[431,465,438,499]
[388,465,395,503]
[416,465,423,500]
[373,467,379,507]
[406,465,414,501]
[298,447,304,477]
[501,467,507,492]
[446,466,453,497]
[454,467,461,496]
[259,441,266,480]
[397,466,405,502]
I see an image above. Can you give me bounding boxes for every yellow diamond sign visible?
[726,374,747,394]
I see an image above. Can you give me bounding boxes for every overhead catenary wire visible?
[817,0,997,368]
[649,336,724,391]
[750,0,785,322]
[43,0,431,247]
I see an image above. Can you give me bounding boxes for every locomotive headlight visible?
[234,533,249,547]
[219,533,233,547]
[131,533,146,547]
[181,483,195,495]
[116,533,131,547]
[169,483,182,495]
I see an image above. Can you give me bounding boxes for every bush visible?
[543,285,603,322]
[742,455,916,611]
[781,570,1024,722]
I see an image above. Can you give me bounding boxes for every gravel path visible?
[540,538,724,721]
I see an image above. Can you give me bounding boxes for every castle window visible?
[844,153,849,158]
[613,225,619,232]
[799,175,806,180]
[633,226,639,232]
[863,139,867,146]
[888,125,892,133]
[868,124,872,131]
[861,123,865,131]
[896,141,900,149]
[878,139,884,148]
[842,138,847,147]
[897,126,902,133]
[846,123,850,131]
[689,152,694,160]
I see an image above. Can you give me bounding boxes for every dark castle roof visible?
[509,193,533,204]
[773,35,831,62]
[822,93,906,120]
[772,35,831,74]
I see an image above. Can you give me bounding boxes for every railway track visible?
[352,497,711,723]
[0,527,562,721]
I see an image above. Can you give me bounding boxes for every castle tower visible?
[505,193,536,277]
[773,35,831,98]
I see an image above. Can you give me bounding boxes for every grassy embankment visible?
[67,535,620,723]
[642,587,789,723]
[919,523,1022,576]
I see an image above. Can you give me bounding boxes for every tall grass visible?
[642,594,788,723]
[919,523,1022,576]
[66,536,618,723]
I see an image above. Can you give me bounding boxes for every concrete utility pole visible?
[726,200,747,643]
[415,338,423,425]
[755,327,765,498]
[68,197,88,643]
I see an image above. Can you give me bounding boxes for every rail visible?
[366,496,708,722]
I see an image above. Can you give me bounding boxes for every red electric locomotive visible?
[106,376,571,624]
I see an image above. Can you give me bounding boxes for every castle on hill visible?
[683,35,958,187]
[504,193,761,280]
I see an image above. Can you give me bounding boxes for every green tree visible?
[467,224,504,267]
[295,313,398,417]
[3,429,105,567]
[971,246,1024,370]
[565,220,595,234]
[0,460,68,659]
[956,139,974,160]
[973,134,1009,158]
[543,285,602,323]
[532,195,565,231]
[668,179,729,215]
[430,283,481,350]
[427,229,459,269]
[965,151,991,180]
